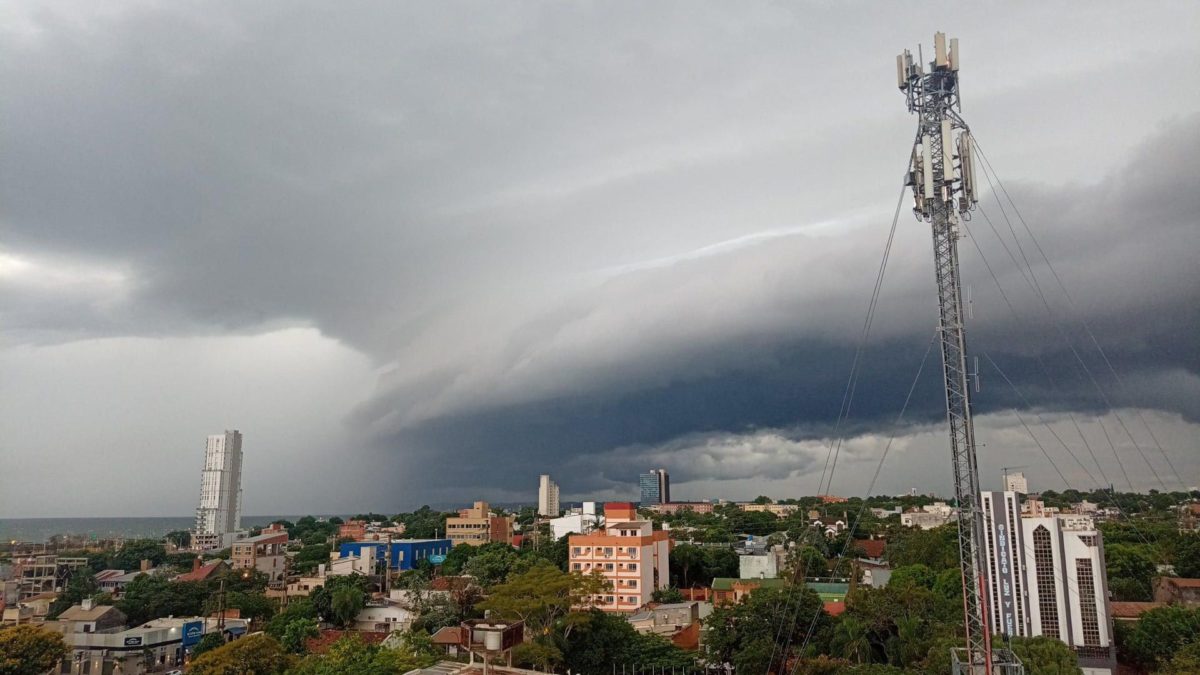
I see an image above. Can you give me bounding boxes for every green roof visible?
[711,577,789,591]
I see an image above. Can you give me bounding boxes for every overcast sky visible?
[2,2,1197,518]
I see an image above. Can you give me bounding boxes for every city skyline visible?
[2,3,1199,518]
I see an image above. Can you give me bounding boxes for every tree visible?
[1173,533,1200,578]
[887,564,936,591]
[1116,604,1200,670]
[1105,543,1157,601]
[832,616,873,664]
[562,609,692,675]
[652,587,685,603]
[280,618,320,655]
[704,584,831,674]
[885,524,958,571]
[111,539,168,570]
[165,530,192,549]
[310,574,369,628]
[670,543,709,587]
[512,640,564,672]
[331,585,365,628]
[116,575,208,626]
[188,633,292,675]
[266,598,318,641]
[1006,635,1081,674]
[190,633,225,659]
[226,591,277,623]
[290,633,437,675]
[47,571,99,619]
[476,561,610,637]
[1158,641,1200,674]
[438,543,478,575]
[0,625,69,675]
[462,542,520,588]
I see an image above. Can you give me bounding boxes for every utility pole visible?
[896,33,1021,675]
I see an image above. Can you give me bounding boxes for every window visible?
[572,547,581,556]
[1076,559,1101,646]
[605,563,614,571]
[604,547,614,556]
[1032,526,1059,639]
[627,547,638,557]
[628,579,637,588]
[629,563,637,571]
[572,563,581,571]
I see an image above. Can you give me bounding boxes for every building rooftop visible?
[711,577,788,591]
[1160,577,1200,588]
[237,530,289,544]
[1110,601,1167,619]
[430,626,462,645]
[58,604,124,622]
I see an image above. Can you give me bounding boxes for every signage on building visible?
[124,636,143,646]
[182,621,204,647]
[428,554,447,565]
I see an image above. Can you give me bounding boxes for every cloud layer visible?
[1,2,1197,515]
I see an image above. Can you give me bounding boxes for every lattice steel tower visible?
[896,34,1022,675]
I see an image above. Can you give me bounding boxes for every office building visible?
[981,491,1115,674]
[639,469,670,506]
[568,520,670,613]
[193,430,244,550]
[338,539,452,571]
[1005,471,1029,495]
[446,501,514,547]
[538,474,561,517]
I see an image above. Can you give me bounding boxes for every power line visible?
[970,139,1173,493]
[970,139,1188,492]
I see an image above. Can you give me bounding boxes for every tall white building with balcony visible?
[981,491,1115,674]
[193,430,244,550]
[538,474,560,517]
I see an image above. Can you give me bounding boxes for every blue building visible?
[337,539,452,571]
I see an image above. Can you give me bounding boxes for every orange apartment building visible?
[568,516,671,613]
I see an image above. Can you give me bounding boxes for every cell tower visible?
[896,34,1022,674]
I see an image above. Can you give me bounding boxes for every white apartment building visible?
[193,430,244,550]
[568,520,670,613]
[1005,471,1029,494]
[981,491,1115,674]
[538,474,561,517]
[549,502,602,540]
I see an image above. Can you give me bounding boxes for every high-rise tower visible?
[639,469,670,505]
[538,474,560,517]
[193,430,244,550]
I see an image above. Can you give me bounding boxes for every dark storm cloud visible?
[2,2,1198,513]
[363,117,1200,498]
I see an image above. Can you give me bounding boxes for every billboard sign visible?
[182,621,204,647]
[428,554,447,565]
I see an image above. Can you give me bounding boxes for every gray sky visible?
[2,2,1197,517]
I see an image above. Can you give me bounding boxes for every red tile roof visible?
[175,560,226,583]
[823,601,846,617]
[305,629,389,654]
[431,626,462,645]
[858,539,886,559]
[1109,601,1166,619]
[1162,577,1200,588]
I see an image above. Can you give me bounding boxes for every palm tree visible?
[834,616,872,664]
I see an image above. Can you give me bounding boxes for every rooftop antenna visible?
[897,33,1022,675]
